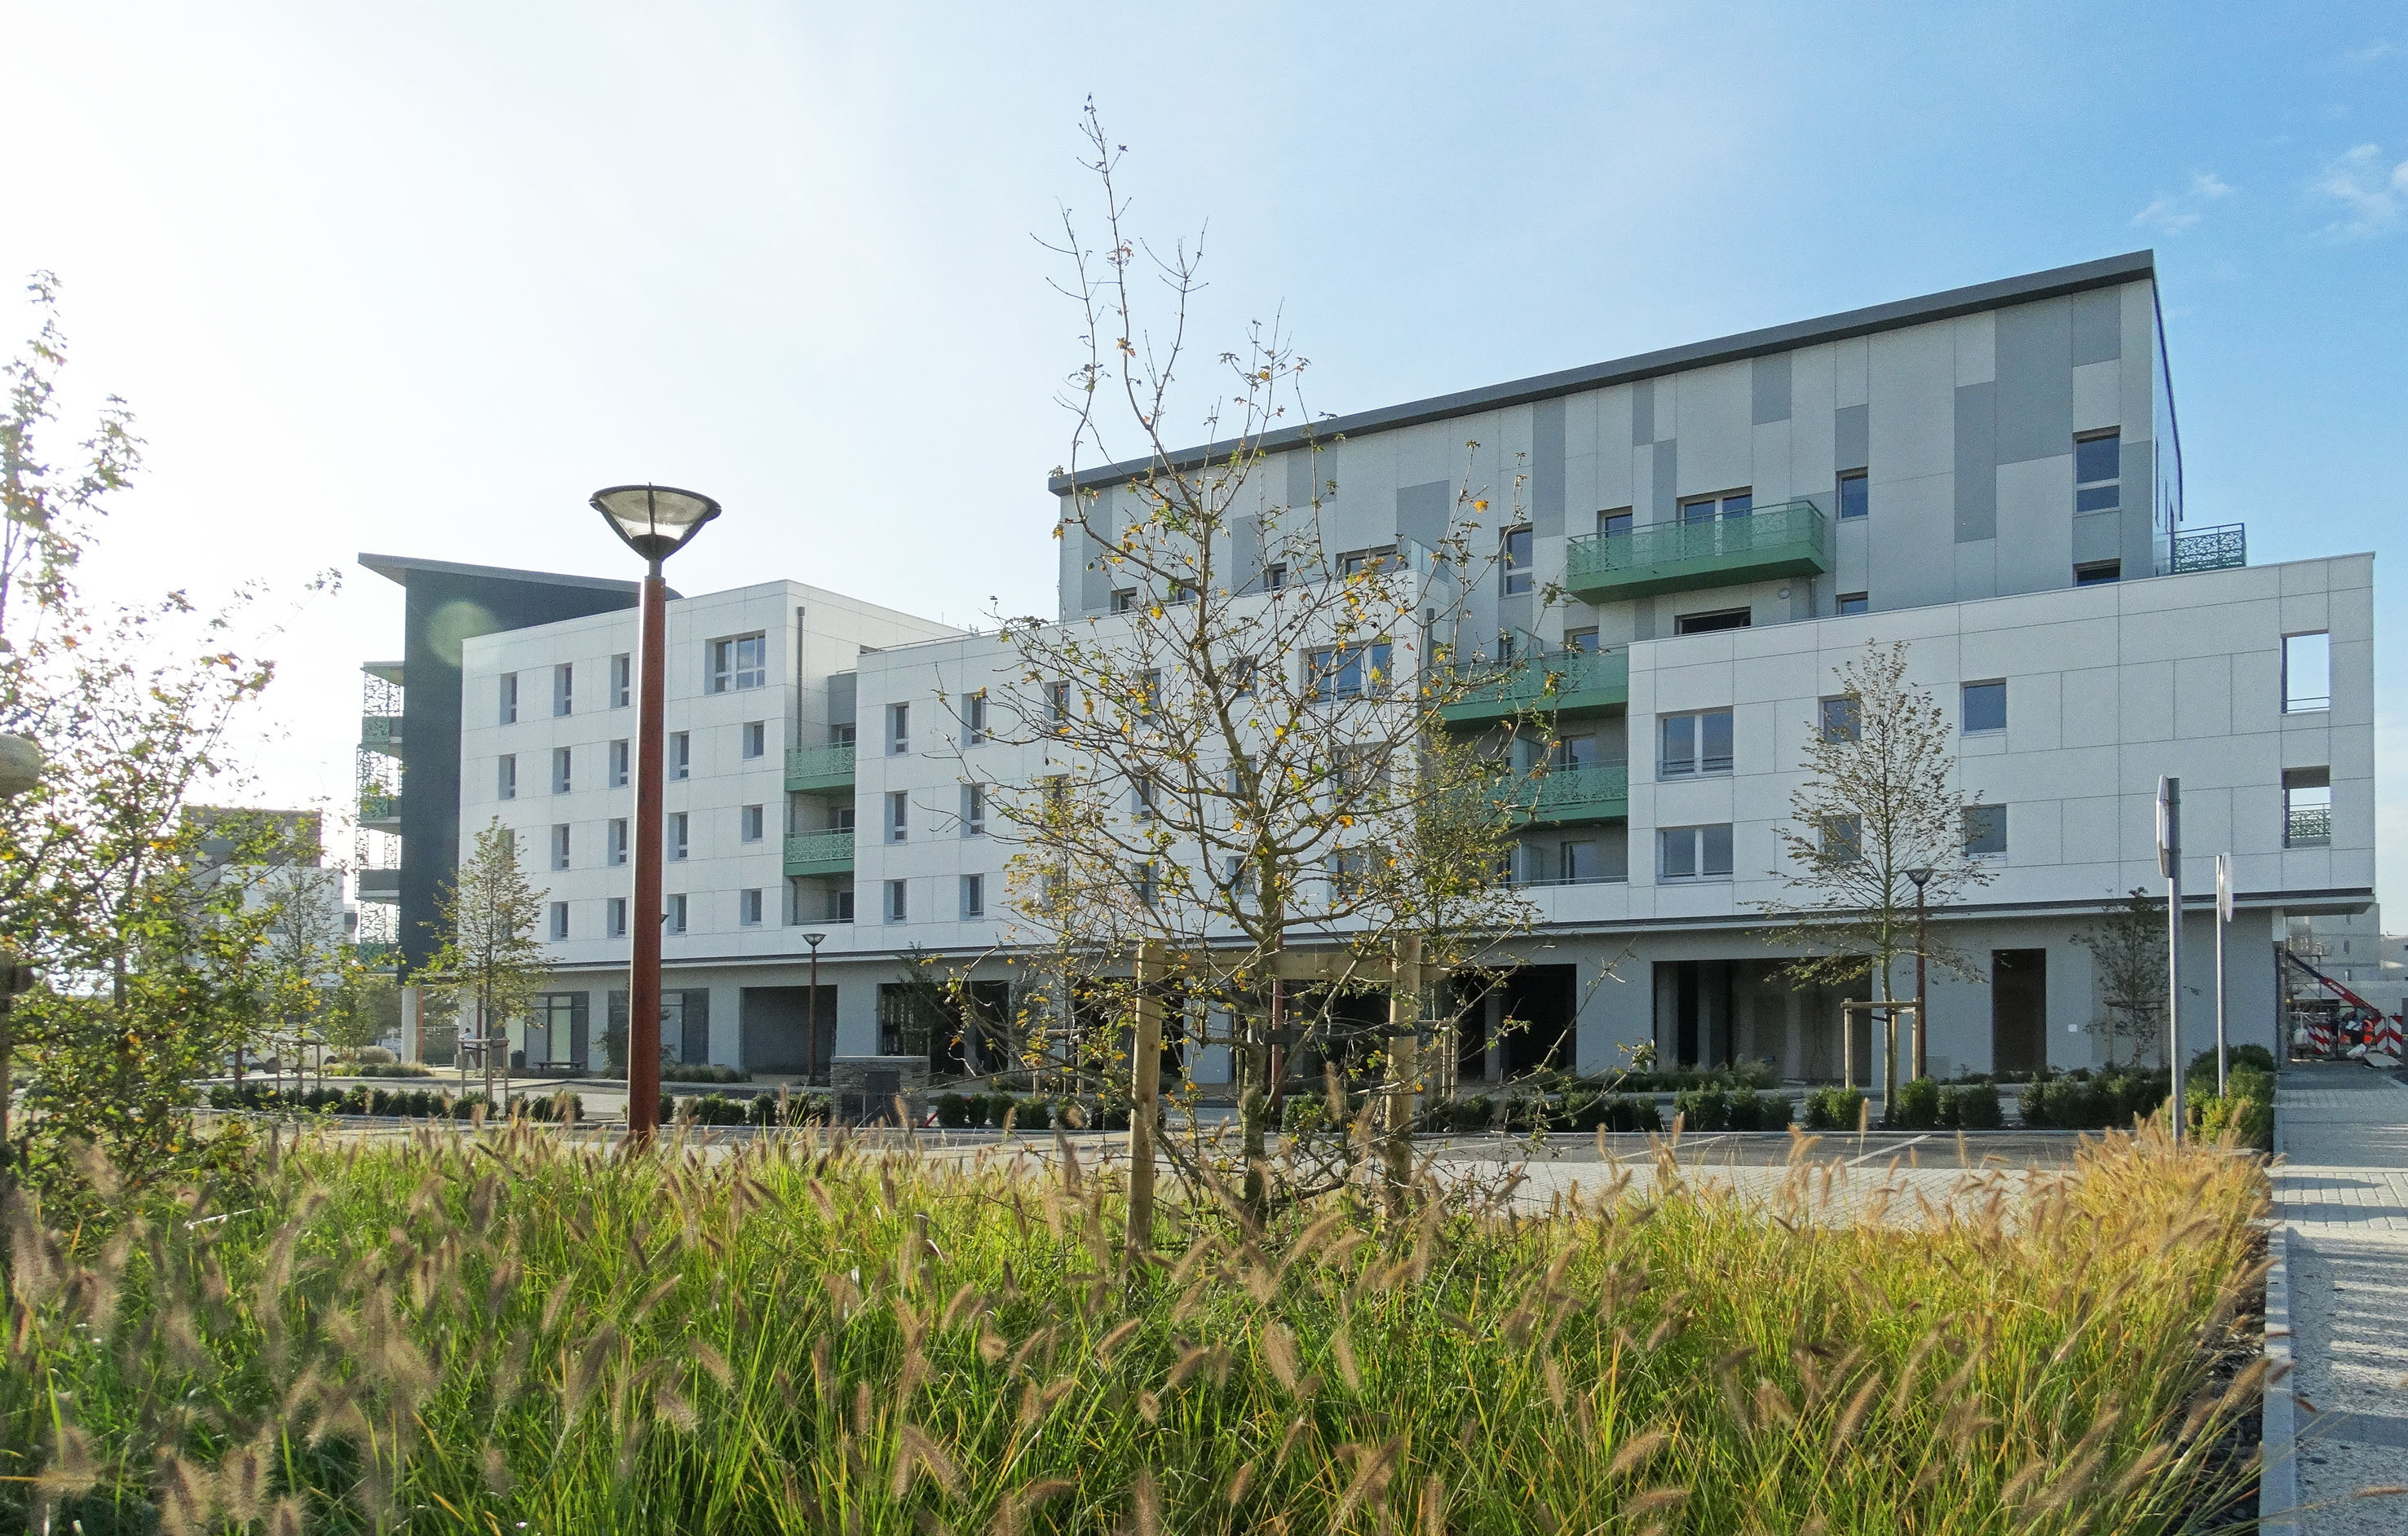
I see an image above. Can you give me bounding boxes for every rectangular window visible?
[606,897,627,938]
[740,804,764,843]
[666,894,687,934]
[497,755,517,800]
[2074,431,2120,514]
[1657,824,1734,881]
[1132,775,1156,820]
[552,746,572,795]
[548,901,569,941]
[1836,592,1869,616]
[1132,861,1160,908]
[1963,804,2008,857]
[885,879,908,923]
[1962,681,2008,734]
[961,873,984,919]
[1501,525,1534,595]
[1337,546,1397,577]
[1658,708,1734,777]
[608,818,628,867]
[832,722,856,746]
[611,653,631,708]
[742,721,767,759]
[888,703,910,755]
[1263,563,1288,590]
[1046,680,1071,726]
[2074,559,2121,585]
[1562,628,1598,654]
[609,739,630,788]
[1111,589,1138,614]
[1559,840,1599,884]
[1836,470,1868,520]
[1674,607,1751,635]
[1819,695,1861,744]
[1228,657,1256,696]
[1306,642,1394,702]
[1681,489,1753,523]
[1138,669,1161,724]
[670,732,690,780]
[1549,735,1598,771]
[965,691,988,745]
[550,823,571,871]
[1597,508,1633,537]
[2283,632,2331,713]
[886,790,908,843]
[739,888,763,927]
[830,804,855,832]
[832,888,855,923]
[1226,854,1255,899]
[2284,768,2332,848]
[708,633,768,693]
[552,663,573,717]
[1822,815,1862,865]
[499,673,518,726]
[670,812,689,862]
[962,781,986,836]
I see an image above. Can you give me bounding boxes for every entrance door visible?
[1992,949,2047,1074]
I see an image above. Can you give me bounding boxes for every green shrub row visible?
[1669,1085,1793,1132]
[2183,1061,2274,1150]
[1420,1092,1665,1134]
[1884,1078,2005,1131]
[1801,1086,1868,1131]
[661,1062,750,1084]
[2017,1072,2169,1129]
[207,1084,581,1122]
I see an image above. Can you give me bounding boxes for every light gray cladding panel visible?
[1752,353,1792,425]
[1651,440,1678,520]
[1953,382,1998,542]
[825,670,857,726]
[1632,380,1655,445]
[1397,481,1451,550]
[2072,510,2122,564]
[1531,397,1566,536]
[1285,449,1311,509]
[2071,289,2122,366]
[1079,532,1111,611]
[1232,516,1262,588]
[1995,298,2074,465]
[1834,404,1868,471]
[2121,439,2158,573]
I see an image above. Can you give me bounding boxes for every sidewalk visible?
[2271,1064,2408,1534]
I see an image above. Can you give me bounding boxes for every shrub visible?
[661,1063,749,1084]
[1010,1097,1052,1132]
[524,1092,581,1123]
[934,1092,974,1128]
[1672,1086,1730,1132]
[1889,1077,1944,1131]
[1802,1086,1869,1132]
[2188,1044,2277,1081]
[1937,1082,2003,1130]
[2194,1092,2273,1150]
[1608,1094,1664,1133]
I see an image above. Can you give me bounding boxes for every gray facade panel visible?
[2121,439,2158,575]
[1232,516,1261,588]
[1397,481,1451,550]
[1285,448,1312,510]
[1835,404,1868,471]
[2071,289,2122,366]
[1953,382,1998,543]
[1531,397,1566,536]
[1751,353,1792,425]
[1632,381,1655,445]
[1995,299,2074,465]
[1650,440,1678,521]
[2072,511,2121,565]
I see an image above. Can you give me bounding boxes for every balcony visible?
[1563,498,1831,602]
[786,743,857,794]
[1510,764,1629,827]
[361,713,403,753]
[2286,806,2331,849]
[356,867,400,903]
[359,792,401,835]
[1437,647,1628,727]
[784,830,856,877]
[2172,523,2246,573]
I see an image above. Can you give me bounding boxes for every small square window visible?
[1819,695,1861,743]
[550,823,571,871]
[670,812,689,862]
[611,654,631,708]
[1110,589,1138,614]
[961,873,985,919]
[548,901,569,941]
[2074,560,2121,586]
[497,755,517,801]
[670,732,690,781]
[739,888,763,927]
[885,880,908,923]
[606,897,627,938]
[609,739,630,788]
[1963,804,2007,857]
[708,633,768,693]
[1836,470,1868,520]
[740,804,764,843]
[1836,592,1869,616]
[1962,681,2007,735]
[2283,633,2331,713]
[742,721,767,760]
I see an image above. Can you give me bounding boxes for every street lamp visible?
[802,931,826,1087]
[1906,867,1933,1083]
[593,484,722,1144]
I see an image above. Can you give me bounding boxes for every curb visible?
[2258,1086,2298,1536]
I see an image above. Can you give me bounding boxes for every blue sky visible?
[2,2,2402,901]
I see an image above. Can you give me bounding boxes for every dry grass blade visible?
[892,1422,965,1501]
[1261,1321,1303,1394]
[1603,1428,1669,1481]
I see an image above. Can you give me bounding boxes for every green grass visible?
[0,1123,2267,1534]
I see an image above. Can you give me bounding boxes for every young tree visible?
[2074,888,2165,1068]
[1764,641,1994,1111]
[422,818,549,1109]
[250,850,367,1085]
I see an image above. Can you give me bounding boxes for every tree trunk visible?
[1379,938,1422,1218]
[1237,974,1275,1218]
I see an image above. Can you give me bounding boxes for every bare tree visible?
[422,818,549,1110]
[2073,888,2164,1068]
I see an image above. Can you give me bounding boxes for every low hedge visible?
[2018,1071,2168,1130]
[1801,1086,1868,1131]
[1670,1085,1793,1132]
[205,1084,580,1122]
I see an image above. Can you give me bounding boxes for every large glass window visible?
[1681,490,1754,523]
[1658,709,1734,777]
[1962,681,2007,735]
[708,633,768,693]
[1657,824,1734,881]
[1306,642,1393,702]
[2284,633,2331,713]
[2074,432,2120,514]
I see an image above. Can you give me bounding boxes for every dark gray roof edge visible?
[1049,250,2158,495]
[360,552,648,596]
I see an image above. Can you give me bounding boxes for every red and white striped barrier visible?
[2366,1014,2404,1066]
[2304,1018,2337,1057]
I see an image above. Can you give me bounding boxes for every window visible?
[1562,628,1597,653]
[496,827,514,858]
[1226,854,1255,899]
[1819,695,1861,744]
[1837,470,1868,521]
[1110,589,1138,614]
[1337,744,1392,792]
[832,888,855,923]
[1549,735,1599,771]
[606,897,627,938]
[961,873,985,919]
[962,781,986,836]
[611,653,631,708]
[670,812,689,862]
[709,633,768,693]
[2283,633,2331,713]
[666,894,687,934]
[1681,490,1754,523]
[499,673,518,726]
[2284,769,2332,848]
[548,902,569,941]
[885,880,908,923]
[742,721,767,760]
[1337,546,1397,577]
[609,739,630,788]
[1263,563,1288,590]
[1836,592,1869,616]
[608,818,629,867]
[497,755,517,800]
[552,746,572,794]
[740,804,764,843]
[1597,508,1633,537]
[1169,580,1196,605]
[1306,642,1394,702]
[1962,681,2007,735]
[1675,607,1751,635]
[549,663,572,717]
[1963,804,2007,857]
[1046,680,1071,726]
[1228,657,1256,696]
[550,823,571,871]
[1657,824,1734,881]
[2074,432,2119,514]
[1132,861,1160,908]
[1822,815,1862,865]
[739,888,763,927]
[1137,669,1161,724]
[830,804,855,832]
[1132,775,1157,820]
[965,691,988,746]
[832,722,856,747]
[1501,525,1534,595]
[886,790,909,843]
[1659,709,1734,777]
[2074,560,2121,585]
[1558,841,1600,884]
[888,703,910,756]
[670,732,690,781]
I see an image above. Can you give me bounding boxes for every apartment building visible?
[373,249,2376,1084]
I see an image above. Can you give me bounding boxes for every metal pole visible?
[805,934,824,1088]
[2158,777,2184,1143]
[1913,885,1929,1082]
[1126,940,1163,1265]
[627,564,669,1144]
[2214,853,2230,1097]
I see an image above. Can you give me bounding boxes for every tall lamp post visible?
[2158,776,2185,1144]
[593,484,722,1144]
[802,930,826,1085]
[1906,867,1933,1082]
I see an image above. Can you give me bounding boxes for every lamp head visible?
[0,734,42,799]
[803,931,826,950]
[591,484,722,567]
[1906,867,1933,889]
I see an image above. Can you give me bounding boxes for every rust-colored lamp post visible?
[592,484,721,1144]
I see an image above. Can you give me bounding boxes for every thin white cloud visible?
[2131,171,2236,234]
[2313,143,2408,236]
[2342,39,2395,66]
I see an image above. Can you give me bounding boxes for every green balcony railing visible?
[361,713,402,753]
[1511,764,1630,827]
[786,743,858,794]
[784,830,856,877]
[2172,523,2246,573]
[1564,498,1831,602]
[355,867,400,903]
[1437,647,1628,726]
[358,792,401,831]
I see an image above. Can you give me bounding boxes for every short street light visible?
[1906,867,1933,1082]
[802,931,826,1087]
[593,484,723,1145]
